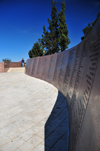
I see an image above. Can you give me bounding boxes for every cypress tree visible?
[41,25,50,54]
[41,0,59,55]
[58,0,70,52]
[81,11,100,40]
[28,42,43,58]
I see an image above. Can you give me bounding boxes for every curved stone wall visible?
[25,17,100,151]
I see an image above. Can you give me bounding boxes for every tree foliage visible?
[2,58,11,62]
[28,42,43,58]
[41,0,59,55]
[58,0,70,52]
[41,25,50,54]
[81,11,100,40]
[29,0,70,57]
[38,38,44,51]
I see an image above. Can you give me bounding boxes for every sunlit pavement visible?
[0,72,69,151]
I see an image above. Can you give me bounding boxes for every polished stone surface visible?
[26,17,100,151]
[0,72,69,151]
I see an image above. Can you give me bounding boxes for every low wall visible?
[25,17,100,151]
[0,62,25,73]
[4,62,22,68]
[0,62,4,73]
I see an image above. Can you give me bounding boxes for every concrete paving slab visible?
[0,72,69,151]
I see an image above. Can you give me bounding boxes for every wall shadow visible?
[45,91,69,151]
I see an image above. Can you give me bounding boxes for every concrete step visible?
[7,67,25,72]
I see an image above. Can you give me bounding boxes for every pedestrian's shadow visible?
[45,91,69,151]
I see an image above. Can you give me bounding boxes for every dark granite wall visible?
[25,17,100,151]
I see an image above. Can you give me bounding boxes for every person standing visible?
[21,58,24,67]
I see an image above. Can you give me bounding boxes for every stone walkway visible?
[0,72,69,151]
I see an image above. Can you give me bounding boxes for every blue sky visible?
[0,0,100,62]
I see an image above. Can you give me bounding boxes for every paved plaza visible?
[0,72,69,151]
